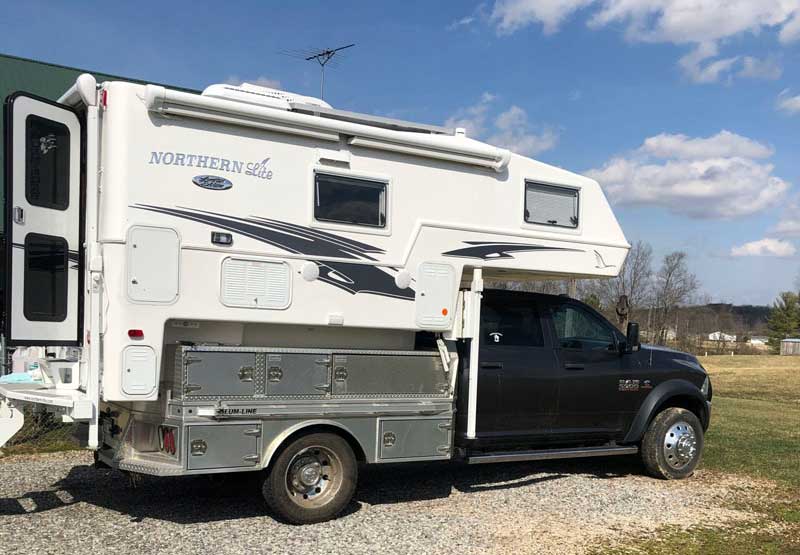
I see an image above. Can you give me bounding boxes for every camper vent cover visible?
[221,258,291,310]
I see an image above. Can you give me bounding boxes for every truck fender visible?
[260,419,369,470]
[623,379,707,444]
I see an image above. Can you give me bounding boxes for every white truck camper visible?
[0,75,632,523]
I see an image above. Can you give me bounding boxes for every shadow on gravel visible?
[0,455,643,524]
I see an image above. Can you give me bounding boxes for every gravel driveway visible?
[0,451,759,555]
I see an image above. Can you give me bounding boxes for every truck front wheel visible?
[640,407,703,480]
[262,432,357,524]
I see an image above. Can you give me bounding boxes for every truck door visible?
[478,292,558,440]
[545,299,625,439]
[2,93,83,346]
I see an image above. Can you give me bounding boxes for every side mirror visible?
[625,322,641,353]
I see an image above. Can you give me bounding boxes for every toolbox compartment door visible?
[184,352,257,398]
[332,353,447,397]
[378,417,452,461]
[264,353,330,397]
[187,423,261,470]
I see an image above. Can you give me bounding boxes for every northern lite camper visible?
[0,75,711,524]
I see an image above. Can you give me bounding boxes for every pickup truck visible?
[262,289,712,523]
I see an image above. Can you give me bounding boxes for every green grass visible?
[703,396,800,488]
[600,355,800,555]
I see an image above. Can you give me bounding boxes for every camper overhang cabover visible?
[0,75,720,527]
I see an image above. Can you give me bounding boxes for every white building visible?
[708,331,736,342]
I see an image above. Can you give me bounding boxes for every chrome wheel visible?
[663,421,697,469]
[285,445,343,509]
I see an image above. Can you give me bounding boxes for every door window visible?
[26,115,70,210]
[23,233,68,322]
[481,303,544,347]
[552,303,615,351]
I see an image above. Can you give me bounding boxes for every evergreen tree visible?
[766,292,800,352]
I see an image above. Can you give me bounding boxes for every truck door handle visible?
[480,362,504,370]
[564,363,585,370]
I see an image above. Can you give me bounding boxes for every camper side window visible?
[524,182,579,229]
[314,173,387,228]
[25,115,70,211]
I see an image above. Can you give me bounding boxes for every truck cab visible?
[456,290,711,472]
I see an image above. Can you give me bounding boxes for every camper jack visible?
[0,76,710,523]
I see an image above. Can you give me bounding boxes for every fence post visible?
[0,335,7,376]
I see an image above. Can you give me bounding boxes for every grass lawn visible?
[607,355,800,554]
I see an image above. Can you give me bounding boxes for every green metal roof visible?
[0,52,195,220]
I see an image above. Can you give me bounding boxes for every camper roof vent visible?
[202,83,332,111]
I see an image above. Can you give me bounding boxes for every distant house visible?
[747,336,768,346]
[709,331,737,342]
[781,339,800,356]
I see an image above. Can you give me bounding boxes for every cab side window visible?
[481,302,544,347]
[551,303,615,351]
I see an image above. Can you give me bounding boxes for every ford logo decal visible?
[192,175,233,191]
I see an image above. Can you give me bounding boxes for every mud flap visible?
[0,398,24,449]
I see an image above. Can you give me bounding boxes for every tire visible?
[262,432,357,524]
[640,407,703,480]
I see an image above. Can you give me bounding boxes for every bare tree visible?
[582,240,653,328]
[652,251,700,345]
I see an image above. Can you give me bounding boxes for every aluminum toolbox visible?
[332,353,447,397]
[265,352,330,397]
[184,351,259,398]
[378,417,452,460]
[170,345,448,401]
[186,423,261,470]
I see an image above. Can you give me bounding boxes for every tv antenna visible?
[280,43,355,100]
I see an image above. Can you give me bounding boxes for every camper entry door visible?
[3,93,82,346]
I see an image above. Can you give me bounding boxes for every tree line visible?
[766,272,800,351]
[490,241,788,352]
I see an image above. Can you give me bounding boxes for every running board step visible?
[466,445,638,465]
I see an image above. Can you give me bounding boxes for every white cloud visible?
[444,92,496,137]
[445,95,558,157]
[771,196,800,236]
[489,0,797,83]
[447,15,476,30]
[777,89,800,115]
[677,42,739,84]
[737,56,782,80]
[491,0,594,34]
[586,131,789,219]
[640,130,773,160]
[488,106,559,156]
[731,238,797,257]
[225,75,282,89]
[779,12,800,43]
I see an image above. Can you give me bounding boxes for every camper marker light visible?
[128,329,144,339]
[442,308,449,316]
[101,89,108,108]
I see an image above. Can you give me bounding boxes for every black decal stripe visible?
[133,204,414,300]
[443,241,583,260]
[12,242,80,264]
[250,216,385,255]
[317,261,415,300]
[163,206,383,257]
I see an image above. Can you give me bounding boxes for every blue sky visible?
[2,0,799,304]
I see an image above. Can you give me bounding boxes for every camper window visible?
[314,172,387,228]
[524,182,578,229]
[25,115,70,211]
[23,233,69,322]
